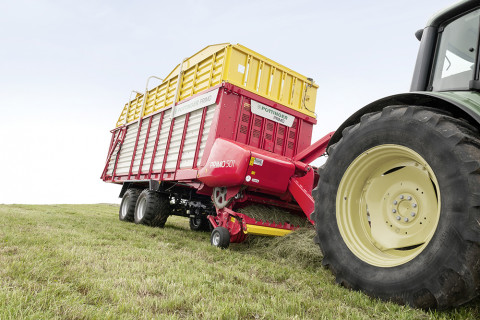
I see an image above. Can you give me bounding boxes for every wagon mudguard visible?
[328,91,480,148]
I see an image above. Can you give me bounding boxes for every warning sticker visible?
[253,158,264,166]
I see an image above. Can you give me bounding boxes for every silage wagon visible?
[103,0,480,309]
[101,43,332,246]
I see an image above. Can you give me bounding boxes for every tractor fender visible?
[328,91,480,148]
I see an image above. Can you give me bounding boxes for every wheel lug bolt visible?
[393,200,398,205]
[404,218,409,222]
[407,196,412,200]
[400,195,404,199]
[396,216,401,220]
[411,212,416,217]
[413,204,417,208]
[392,209,397,213]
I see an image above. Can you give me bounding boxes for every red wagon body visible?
[102,44,332,245]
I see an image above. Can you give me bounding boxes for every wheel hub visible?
[212,232,220,246]
[337,144,441,267]
[120,194,130,218]
[136,197,146,220]
[390,193,418,224]
[213,187,230,209]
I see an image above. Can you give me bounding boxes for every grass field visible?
[0,204,479,319]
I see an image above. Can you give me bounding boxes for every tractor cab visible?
[412,0,480,92]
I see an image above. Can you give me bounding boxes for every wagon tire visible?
[312,106,480,309]
[210,227,230,249]
[134,189,171,227]
[119,188,140,222]
[189,215,210,232]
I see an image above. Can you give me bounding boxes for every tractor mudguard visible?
[328,91,480,148]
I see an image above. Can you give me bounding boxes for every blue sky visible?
[0,0,455,204]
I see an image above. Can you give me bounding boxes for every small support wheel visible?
[210,227,230,249]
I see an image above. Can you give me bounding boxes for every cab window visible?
[431,9,480,91]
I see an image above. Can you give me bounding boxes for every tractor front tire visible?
[119,188,140,222]
[134,189,171,227]
[313,106,480,309]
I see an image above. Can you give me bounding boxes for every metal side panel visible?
[196,104,216,167]
[107,152,117,175]
[107,157,116,175]
[179,108,203,168]
[152,109,173,172]
[131,118,149,174]
[165,114,187,170]
[140,113,161,173]
[115,122,139,175]
[106,131,121,175]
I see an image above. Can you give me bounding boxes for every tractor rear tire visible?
[312,106,480,309]
[134,189,171,227]
[211,227,230,249]
[119,188,140,222]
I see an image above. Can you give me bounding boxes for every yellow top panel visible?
[116,44,318,127]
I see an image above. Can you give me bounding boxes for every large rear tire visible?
[134,189,171,227]
[119,188,140,222]
[313,106,480,308]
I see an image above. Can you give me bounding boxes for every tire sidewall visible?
[134,189,171,227]
[119,193,130,220]
[119,189,139,222]
[134,191,148,224]
[211,227,230,248]
[317,108,472,297]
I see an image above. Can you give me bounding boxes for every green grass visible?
[0,204,478,319]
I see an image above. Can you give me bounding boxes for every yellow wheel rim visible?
[337,144,440,267]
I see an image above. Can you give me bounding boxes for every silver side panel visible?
[110,96,218,177]
[131,118,149,174]
[152,109,173,171]
[140,113,161,173]
[106,130,121,175]
[115,122,138,175]
[179,108,203,168]
[197,104,216,167]
[165,114,187,170]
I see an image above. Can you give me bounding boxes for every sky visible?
[0,0,455,204]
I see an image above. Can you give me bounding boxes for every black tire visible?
[210,227,230,249]
[189,215,211,232]
[134,189,171,227]
[119,188,140,222]
[312,106,480,309]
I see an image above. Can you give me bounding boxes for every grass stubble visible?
[0,204,478,319]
